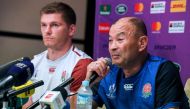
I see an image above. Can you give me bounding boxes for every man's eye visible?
[118,39,124,41]
[109,39,112,43]
[41,24,46,27]
[52,24,59,27]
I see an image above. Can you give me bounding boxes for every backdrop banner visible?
[93,0,190,84]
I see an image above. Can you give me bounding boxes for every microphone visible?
[89,58,112,84]
[27,77,74,109]
[39,87,68,109]
[0,61,34,92]
[0,57,30,80]
[11,80,35,98]
[0,80,44,108]
[9,80,44,98]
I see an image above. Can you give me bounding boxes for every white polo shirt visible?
[31,46,92,102]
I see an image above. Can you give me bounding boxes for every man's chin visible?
[44,43,53,46]
[112,61,121,66]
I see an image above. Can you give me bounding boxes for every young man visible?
[23,2,92,109]
[85,17,189,109]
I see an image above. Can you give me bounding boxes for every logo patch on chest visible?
[142,83,152,98]
[61,70,66,82]
[106,84,116,99]
[49,67,56,73]
[123,84,133,91]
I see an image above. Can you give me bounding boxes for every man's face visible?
[108,19,140,67]
[40,13,74,50]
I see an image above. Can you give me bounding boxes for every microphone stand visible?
[8,96,17,109]
[1,91,9,109]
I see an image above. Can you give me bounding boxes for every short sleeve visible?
[70,58,92,92]
[155,61,189,109]
[92,83,104,107]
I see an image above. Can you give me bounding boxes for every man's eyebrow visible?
[116,32,126,37]
[109,32,127,38]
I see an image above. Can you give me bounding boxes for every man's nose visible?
[109,41,118,51]
[45,26,52,34]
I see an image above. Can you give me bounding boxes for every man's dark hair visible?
[129,17,147,37]
[40,2,76,25]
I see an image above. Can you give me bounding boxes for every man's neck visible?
[123,53,148,78]
[47,45,72,61]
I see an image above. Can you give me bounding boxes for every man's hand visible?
[85,57,110,81]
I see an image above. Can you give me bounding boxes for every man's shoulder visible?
[148,55,167,62]
[71,46,91,59]
[31,50,47,64]
[33,50,47,58]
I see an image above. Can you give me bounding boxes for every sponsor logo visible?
[124,84,133,91]
[154,45,176,50]
[45,94,53,99]
[150,1,166,14]
[168,21,185,33]
[170,0,186,12]
[142,83,152,98]
[98,23,110,33]
[115,4,128,15]
[151,21,161,33]
[134,2,144,14]
[49,67,56,73]
[15,63,27,68]
[100,5,111,15]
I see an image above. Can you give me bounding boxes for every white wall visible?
[0,0,87,64]
[0,36,45,63]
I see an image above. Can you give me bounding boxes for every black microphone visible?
[7,80,44,98]
[0,80,44,103]
[0,61,34,92]
[0,57,30,80]
[27,77,74,109]
[53,77,74,91]
[89,58,112,84]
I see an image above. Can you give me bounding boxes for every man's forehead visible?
[109,21,132,35]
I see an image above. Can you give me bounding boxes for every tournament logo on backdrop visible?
[134,2,144,14]
[115,4,128,15]
[168,21,185,33]
[100,5,111,15]
[150,1,166,14]
[170,0,186,12]
[151,21,161,33]
[98,23,110,33]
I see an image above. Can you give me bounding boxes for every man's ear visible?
[138,36,148,52]
[68,24,76,37]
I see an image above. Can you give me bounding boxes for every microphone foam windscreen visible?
[21,57,31,62]
[8,61,34,86]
